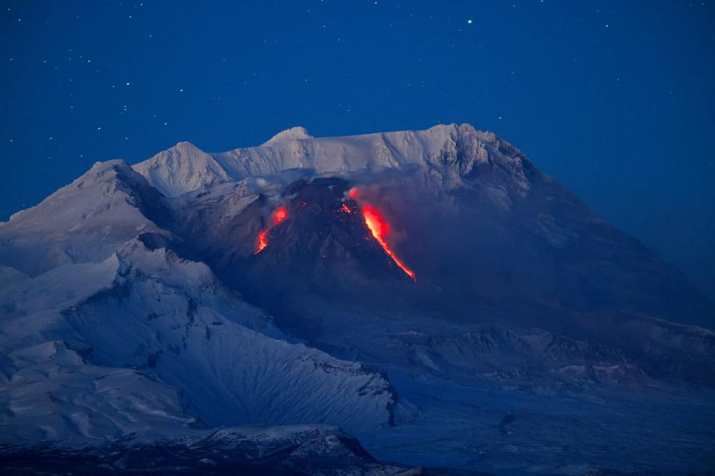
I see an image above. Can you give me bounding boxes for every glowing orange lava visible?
[255,230,269,254]
[361,204,416,281]
[255,206,289,254]
[341,203,352,214]
[273,207,288,223]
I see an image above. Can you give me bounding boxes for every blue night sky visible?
[1,1,714,296]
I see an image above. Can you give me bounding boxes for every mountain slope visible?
[134,141,230,198]
[0,154,399,448]
[0,426,424,475]
[0,160,170,277]
[0,236,397,442]
[135,125,714,329]
[2,123,714,474]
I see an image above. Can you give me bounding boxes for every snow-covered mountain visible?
[1,124,714,474]
[134,141,230,198]
[0,205,396,442]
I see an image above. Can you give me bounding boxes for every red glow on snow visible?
[255,206,289,254]
[361,204,416,281]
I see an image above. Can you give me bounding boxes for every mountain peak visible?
[263,126,313,145]
[134,142,229,197]
[172,141,202,153]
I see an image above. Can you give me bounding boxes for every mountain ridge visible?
[1,123,713,473]
[133,123,531,195]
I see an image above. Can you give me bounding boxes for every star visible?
[467,19,473,24]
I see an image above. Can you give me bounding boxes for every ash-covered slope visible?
[135,124,713,329]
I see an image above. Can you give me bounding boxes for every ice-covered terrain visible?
[1,124,713,474]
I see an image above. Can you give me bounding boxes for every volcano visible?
[1,124,713,474]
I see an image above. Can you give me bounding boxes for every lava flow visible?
[254,206,288,254]
[360,204,416,281]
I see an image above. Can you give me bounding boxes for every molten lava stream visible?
[254,206,288,254]
[361,204,416,281]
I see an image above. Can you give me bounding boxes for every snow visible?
[0,160,168,277]
[1,123,714,473]
[0,236,395,445]
[0,424,422,474]
[134,141,229,197]
[263,126,314,144]
[214,123,489,180]
[131,123,532,199]
[1,341,195,444]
